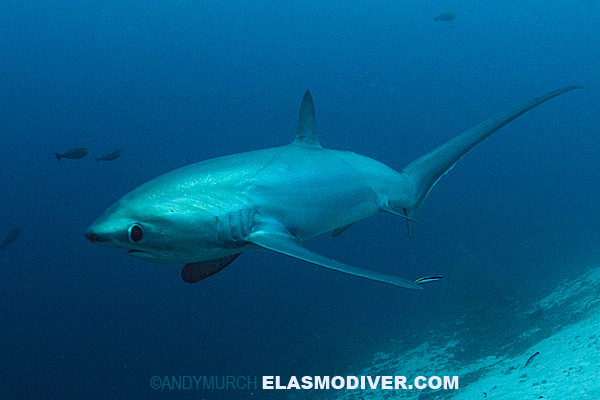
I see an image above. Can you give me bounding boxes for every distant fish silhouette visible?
[435,11,456,22]
[55,147,88,161]
[95,149,122,162]
[1,227,20,250]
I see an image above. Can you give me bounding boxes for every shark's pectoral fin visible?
[248,226,422,290]
[181,253,241,283]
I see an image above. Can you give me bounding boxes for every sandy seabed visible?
[289,265,600,400]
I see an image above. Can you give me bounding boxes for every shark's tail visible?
[400,85,582,243]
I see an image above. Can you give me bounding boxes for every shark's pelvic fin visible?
[332,224,353,236]
[294,90,320,146]
[181,254,241,283]
[249,224,422,289]
[401,85,582,242]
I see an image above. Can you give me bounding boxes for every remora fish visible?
[95,149,122,162]
[435,11,456,22]
[84,86,581,289]
[1,227,20,250]
[55,147,88,161]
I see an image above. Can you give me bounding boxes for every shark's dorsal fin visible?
[294,90,320,146]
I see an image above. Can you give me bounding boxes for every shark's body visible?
[85,86,581,289]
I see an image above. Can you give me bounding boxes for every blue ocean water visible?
[1,0,598,398]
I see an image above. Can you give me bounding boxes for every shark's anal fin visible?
[330,208,419,244]
[181,253,241,283]
[249,225,422,290]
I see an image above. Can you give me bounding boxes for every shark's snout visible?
[84,231,107,244]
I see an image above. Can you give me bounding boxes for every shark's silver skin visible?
[85,86,581,289]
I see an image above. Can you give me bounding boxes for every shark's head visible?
[85,201,176,263]
[84,171,226,264]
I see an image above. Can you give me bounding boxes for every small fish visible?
[525,351,539,367]
[414,276,444,284]
[434,11,456,22]
[55,147,88,161]
[95,149,122,162]
[1,227,20,250]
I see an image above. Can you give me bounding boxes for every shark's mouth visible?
[125,249,180,264]
[125,249,169,262]
[126,249,152,259]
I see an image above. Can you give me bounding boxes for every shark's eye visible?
[129,224,143,243]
